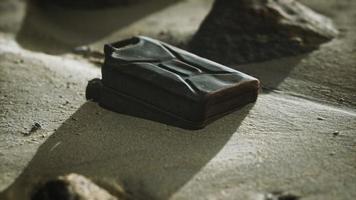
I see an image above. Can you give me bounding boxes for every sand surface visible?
[0,0,355,199]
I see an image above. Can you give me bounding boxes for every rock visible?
[31,174,120,200]
[189,0,339,65]
[264,191,300,200]
[23,122,42,136]
[332,131,339,136]
[72,46,104,66]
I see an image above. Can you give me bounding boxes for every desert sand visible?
[0,0,355,199]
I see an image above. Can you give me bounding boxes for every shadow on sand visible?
[232,55,307,92]
[1,101,253,200]
[16,0,180,54]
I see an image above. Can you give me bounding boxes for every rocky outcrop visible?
[189,0,339,64]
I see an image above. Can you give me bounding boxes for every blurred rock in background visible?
[189,0,339,65]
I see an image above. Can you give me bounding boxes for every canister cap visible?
[85,78,103,102]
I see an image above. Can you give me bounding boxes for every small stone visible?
[265,191,300,200]
[317,117,324,120]
[73,45,104,60]
[73,45,91,54]
[31,173,123,200]
[15,59,24,64]
[33,122,41,129]
[23,122,42,136]
[332,131,339,136]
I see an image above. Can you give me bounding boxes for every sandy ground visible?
[0,0,355,199]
